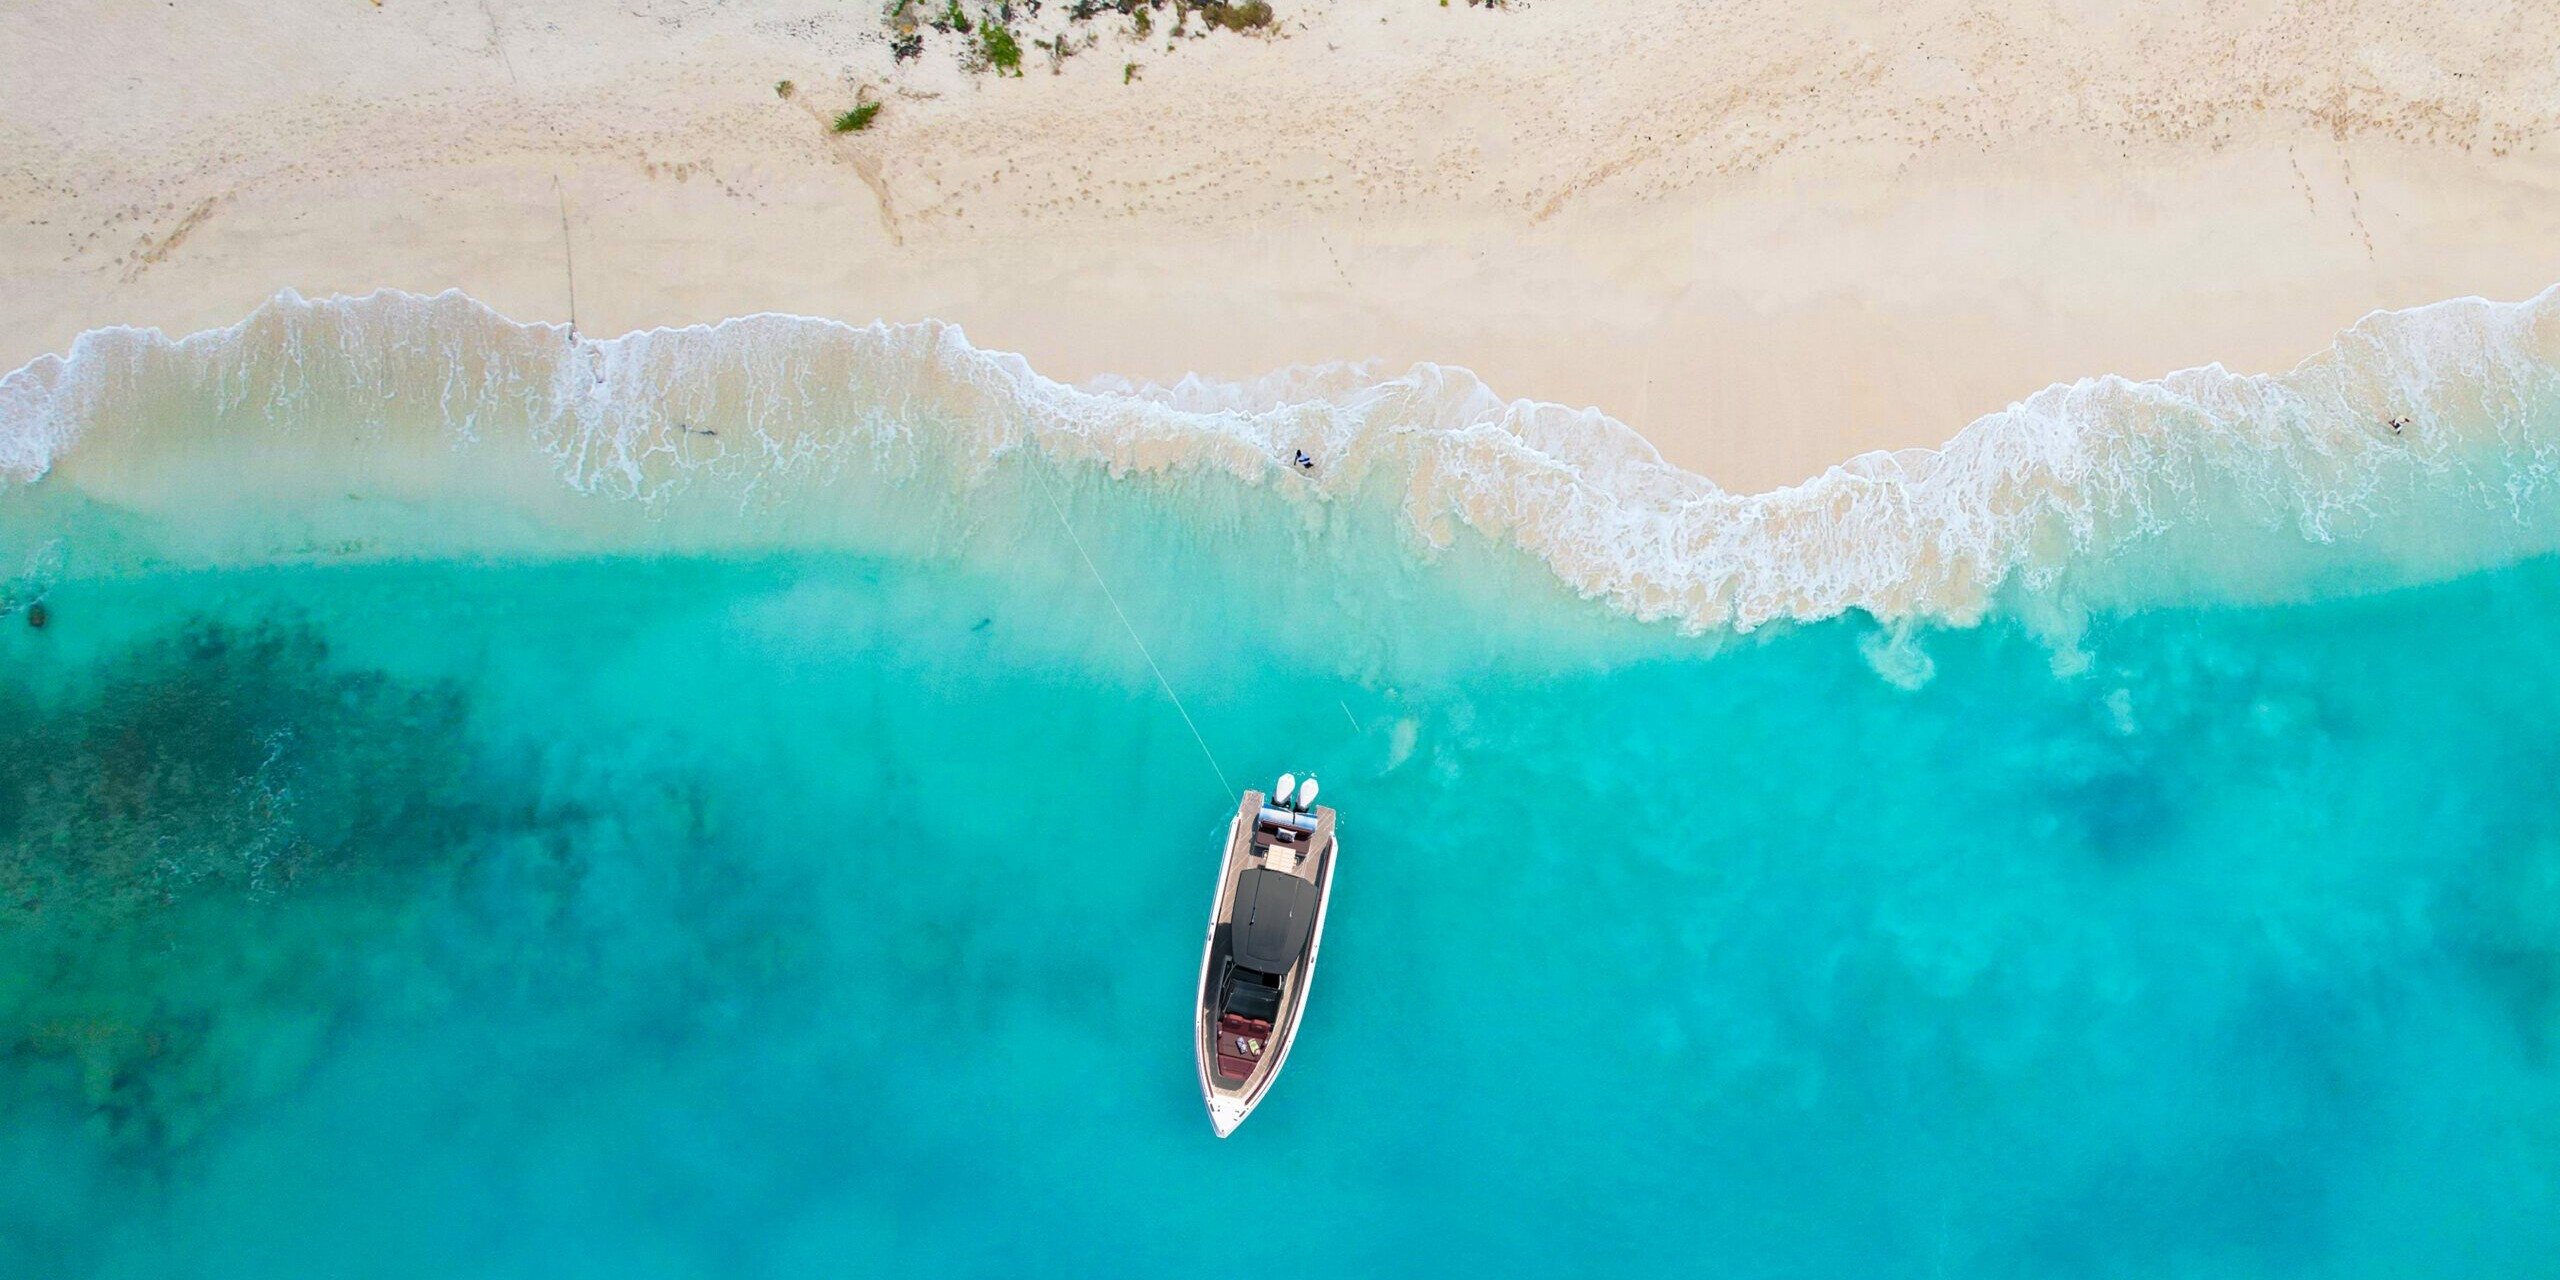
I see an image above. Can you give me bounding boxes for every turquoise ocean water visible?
[4,290,2560,1276]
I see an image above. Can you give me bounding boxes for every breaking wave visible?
[5,285,2559,630]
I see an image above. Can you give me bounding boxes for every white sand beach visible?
[5,0,2557,491]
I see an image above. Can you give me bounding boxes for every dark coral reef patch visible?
[0,620,482,1151]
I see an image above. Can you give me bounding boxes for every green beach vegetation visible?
[833,101,883,132]
[1197,1,1272,31]
[878,0,1297,79]
[978,20,1024,74]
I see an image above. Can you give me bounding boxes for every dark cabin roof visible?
[1230,867,1318,975]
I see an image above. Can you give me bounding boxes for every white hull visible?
[1195,791,1338,1137]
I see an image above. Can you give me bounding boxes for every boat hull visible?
[1195,791,1337,1137]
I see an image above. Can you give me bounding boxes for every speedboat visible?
[1195,772,1338,1137]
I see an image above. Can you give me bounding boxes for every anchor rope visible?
[1029,461,1235,801]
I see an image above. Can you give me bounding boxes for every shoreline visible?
[5,1,2560,493]
[12,282,2560,638]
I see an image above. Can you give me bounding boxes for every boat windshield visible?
[1225,980,1282,1022]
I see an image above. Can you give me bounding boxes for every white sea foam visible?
[4,285,2558,630]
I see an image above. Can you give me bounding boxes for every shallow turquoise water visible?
[5,294,2560,1276]
[6,475,2560,1277]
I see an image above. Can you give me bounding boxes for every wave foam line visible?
[5,285,2560,630]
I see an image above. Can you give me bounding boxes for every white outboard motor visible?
[1298,775,1319,811]
[1274,773,1297,808]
